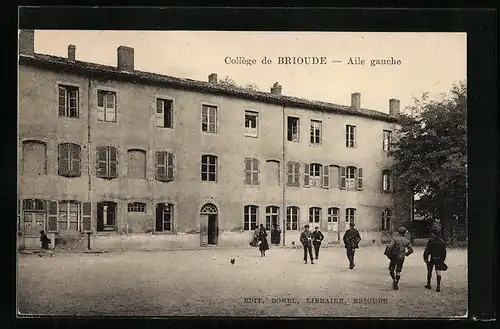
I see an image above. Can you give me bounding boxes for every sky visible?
[33,30,467,114]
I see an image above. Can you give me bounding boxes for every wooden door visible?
[200,214,209,246]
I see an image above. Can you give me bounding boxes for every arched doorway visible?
[200,203,218,246]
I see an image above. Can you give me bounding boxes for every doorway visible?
[97,201,117,232]
[200,203,218,246]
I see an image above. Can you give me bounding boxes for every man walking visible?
[342,222,361,269]
[312,226,324,260]
[300,225,314,264]
[424,228,447,292]
[384,226,414,290]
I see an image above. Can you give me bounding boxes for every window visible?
[97,90,116,122]
[128,202,146,213]
[286,206,299,231]
[382,169,392,192]
[58,201,80,231]
[309,163,322,187]
[58,85,79,118]
[340,166,363,190]
[97,201,117,232]
[346,125,356,148]
[265,206,280,231]
[383,130,392,151]
[22,199,46,211]
[155,151,175,182]
[96,146,118,179]
[22,199,47,237]
[201,104,217,133]
[58,143,81,177]
[265,160,280,185]
[244,205,259,231]
[128,149,146,179]
[156,98,173,128]
[327,207,339,232]
[22,140,47,175]
[201,155,218,182]
[244,158,260,185]
[310,120,322,144]
[286,161,300,187]
[346,208,356,227]
[287,116,300,142]
[245,111,258,137]
[309,207,321,225]
[156,203,173,232]
[382,209,392,230]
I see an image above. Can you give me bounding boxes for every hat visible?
[398,227,407,234]
[349,222,355,227]
[315,226,319,229]
[304,225,310,229]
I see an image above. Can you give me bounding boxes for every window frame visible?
[286,161,301,187]
[156,203,174,232]
[155,96,174,129]
[127,202,146,213]
[127,149,147,180]
[287,116,300,142]
[201,154,218,182]
[382,169,392,192]
[346,208,356,227]
[286,206,300,231]
[96,146,119,179]
[309,163,323,187]
[244,158,260,185]
[308,207,322,224]
[346,124,356,148]
[22,139,48,176]
[310,119,322,145]
[201,104,218,133]
[58,143,81,178]
[58,200,81,232]
[57,83,80,118]
[383,130,392,152]
[244,110,259,138]
[382,209,392,231]
[265,205,280,231]
[96,89,118,123]
[243,205,259,231]
[155,151,175,182]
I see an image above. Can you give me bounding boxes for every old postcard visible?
[17,29,467,318]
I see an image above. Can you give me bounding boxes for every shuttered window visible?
[286,162,300,187]
[58,85,79,118]
[96,146,118,179]
[322,165,330,188]
[244,158,259,185]
[155,151,175,182]
[58,143,81,177]
[81,202,92,232]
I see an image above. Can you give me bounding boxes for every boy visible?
[39,230,53,257]
[312,226,324,259]
[424,228,447,292]
[342,222,361,269]
[300,225,314,264]
[385,226,413,290]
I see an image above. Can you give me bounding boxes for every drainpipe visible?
[282,105,286,246]
[87,74,92,248]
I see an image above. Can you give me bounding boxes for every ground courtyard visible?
[17,246,467,318]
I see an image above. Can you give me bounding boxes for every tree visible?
[389,80,467,245]
[219,76,260,91]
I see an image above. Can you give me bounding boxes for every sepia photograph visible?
[17,29,468,318]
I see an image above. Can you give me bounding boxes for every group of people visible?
[252,221,448,292]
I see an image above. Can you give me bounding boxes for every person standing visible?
[273,224,282,245]
[312,226,324,260]
[39,230,53,257]
[384,226,414,290]
[342,222,361,269]
[424,228,447,292]
[431,218,442,237]
[250,227,259,247]
[258,224,269,257]
[300,225,315,264]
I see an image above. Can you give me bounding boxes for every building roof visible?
[19,53,399,123]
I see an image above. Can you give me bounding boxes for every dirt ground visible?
[17,246,467,318]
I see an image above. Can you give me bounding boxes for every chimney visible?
[351,92,361,110]
[270,82,282,95]
[19,29,35,57]
[208,73,218,84]
[117,45,134,72]
[68,45,76,61]
[389,98,400,117]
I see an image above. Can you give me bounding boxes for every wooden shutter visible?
[286,162,293,186]
[303,163,310,187]
[357,168,363,190]
[245,159,252,184]
[96,147,108,178]
[71,144,81,177]
[253,159,259,185]
[58,143,70,176]
[58,86,66,116]
[105,93,116,122]
[81,202,92,232]
[97,91,105,121]
[109,147,118,178]
[323,165,330,189]
[166,152,175,181]
[156,151,167,182]
[340,166,346,189]
[47,201,58,233]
